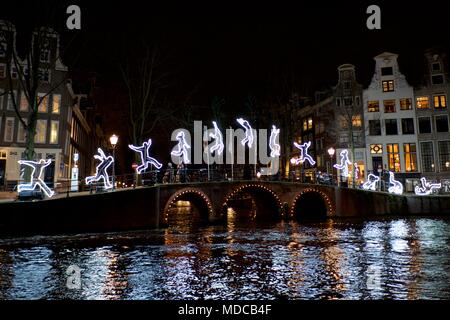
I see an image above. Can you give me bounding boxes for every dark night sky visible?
[3,1,450,103]
[2,1,450,172]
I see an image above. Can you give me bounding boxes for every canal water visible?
[0,207,450,300]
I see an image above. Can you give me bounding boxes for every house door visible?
[372,157,383,176]
[0,159,6,188]
[44,154,55,188]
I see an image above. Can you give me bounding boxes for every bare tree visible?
[119,43,174,147]
[2,16,76,181]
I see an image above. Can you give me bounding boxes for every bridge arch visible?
[222,184,283,220]
[291,188,334,220]
[163,188,214,224]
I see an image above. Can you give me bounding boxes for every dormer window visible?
[0,32,7,58]
[432,75,444,85]
[382,80,395,92]
[432,62,441,72]
[381,67,393,76]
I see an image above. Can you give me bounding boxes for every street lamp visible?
[110,134,118,190]
[328,147,335,185]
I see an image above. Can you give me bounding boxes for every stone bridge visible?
[1,181,450,236]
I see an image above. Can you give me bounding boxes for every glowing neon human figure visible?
[171,131,191,164]
[333,150,352,177]
[17,159,55,198]
[236,118,254,148]
[209,121,224,156]
[85,148,114,189]
[362,174,380,191]
[269,125,281,157]
[293,141,316,166]
[415,177,442,196]
[128,139,162,174]
[388,172,403,195]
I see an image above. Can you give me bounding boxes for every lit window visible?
[37,93,48,113]
[384,100,396,113]
[52,94,61,114]
[368,101,379,112]
[352,115,362,127]
[404,144,417,172]
[20,92,28,112]
[50,121,59,144]
[434,95,447,108]
[400,98,412,110]
[382,80,395,92]
[4,117,14,142]
[302,119,307,132]
[308,117,313,130]
[370,144,383,154]
[35,119,47,144]
[416,96,430,109]
[387,144,401,172]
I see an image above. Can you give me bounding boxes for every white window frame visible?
[35,119,47,144]
[52,94,61,114]
[50,120,59,144]
[4,117,15,142]
[17,120,26,143]
[7,90,17,111]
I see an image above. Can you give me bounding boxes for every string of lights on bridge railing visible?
[17,118,441,198]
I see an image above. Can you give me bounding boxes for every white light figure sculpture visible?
[17,159,55,198]
[333,150,352,177]
[293,141,316,166]
[236,118,254,148]
[171,131,191,164]
[362,174,380,191]
[209,121,224,155]
[85,148,114,190]
[128,138,163,174]
[415,177,442,196]
[269,125,281,157]
[388,172,403,195]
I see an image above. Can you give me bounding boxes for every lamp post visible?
[110,134,118,190]
[290,157,297,182]
[328,147,335,185]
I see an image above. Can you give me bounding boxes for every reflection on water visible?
[0,207,450,300]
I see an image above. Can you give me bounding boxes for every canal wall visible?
[1,182,449,237]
